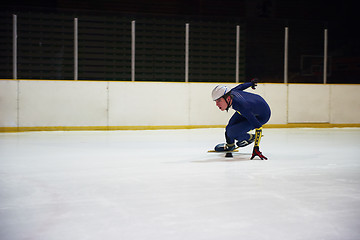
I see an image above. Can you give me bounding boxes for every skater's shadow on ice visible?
[193,153,252,163]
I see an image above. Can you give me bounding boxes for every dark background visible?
[1,0,359,83]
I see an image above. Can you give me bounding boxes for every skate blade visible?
[207,149,239,153]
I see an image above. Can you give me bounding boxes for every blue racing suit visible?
[225,82,271,144]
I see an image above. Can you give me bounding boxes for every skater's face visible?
[215,96,231,111]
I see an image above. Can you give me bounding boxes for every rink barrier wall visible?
[0,80,359,132]
[1,124,360,133]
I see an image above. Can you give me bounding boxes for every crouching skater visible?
[212,79,271,160]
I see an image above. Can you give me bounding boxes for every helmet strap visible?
[224,95,232,112]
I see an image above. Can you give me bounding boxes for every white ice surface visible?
[1,128,360,240]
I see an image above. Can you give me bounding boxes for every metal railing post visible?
[74,18,78,80]
[323,29,328,84]
[13,14,17,80]
[185,23,189,82]
[131,20,135,81]
[235,25,240,83]
[284,27,289,84]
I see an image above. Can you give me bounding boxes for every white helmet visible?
[211,85,230,101]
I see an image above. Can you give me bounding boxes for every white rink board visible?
[0,80,359,128]
[108,82,189,126]
[330,85,360,124]
[262,84,288,124]
[0,80,18,127]
[288,84,330,123]
[18,81,108,127]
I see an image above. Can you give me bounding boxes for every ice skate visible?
[214,143,236,152]
[236,134,255,147]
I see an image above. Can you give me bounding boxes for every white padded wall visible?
[330,85,360,124]
[18,81,108,127]
[288,84,330,123]
[0,80,18,127]
[108,82,189,126]
[1,80,359,129]
[262,84,288,124]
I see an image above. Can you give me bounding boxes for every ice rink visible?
[1,128,360,240]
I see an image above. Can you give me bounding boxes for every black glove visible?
[251,146,268,160]
[251,78,258,90]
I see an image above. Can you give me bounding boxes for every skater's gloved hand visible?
[251,146,268,160]
[251,78,258,90]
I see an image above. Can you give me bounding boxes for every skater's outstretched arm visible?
[231,78,258,91]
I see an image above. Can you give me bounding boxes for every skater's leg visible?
[225,113,253,144]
